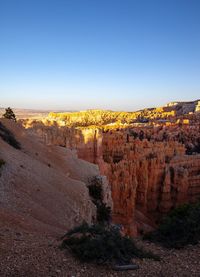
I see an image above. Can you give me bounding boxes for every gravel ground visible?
[1,227,200,277]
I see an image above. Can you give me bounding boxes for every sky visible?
[0,0,200,111]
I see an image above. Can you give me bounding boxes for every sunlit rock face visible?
[22,118,200,236]
[165,99,200,115]
[100,130,200,235]
[195,100,200,112]
[22,120,103,164]
[20,103,200,236]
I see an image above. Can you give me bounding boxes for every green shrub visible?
[144,201,200,249]
[0,159,5,168]
[88,176,111,223]
[62,223,160,264]
[88,182,102,201]
[97,203,111,223]
[3,107,16,122]
[0,122,21,149]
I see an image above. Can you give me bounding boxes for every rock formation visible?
[0,119,104,235]
[100,129,200,235]
[18,100,200,236]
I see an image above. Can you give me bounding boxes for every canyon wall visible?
[100,130,200,235]
[21,114,200,236]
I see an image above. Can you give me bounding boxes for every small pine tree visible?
[3,107,16,122]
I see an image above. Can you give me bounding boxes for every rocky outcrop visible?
[165,99,200,115]
[100,129,200,235]
[195,100,200,112]
[19,109,200,236]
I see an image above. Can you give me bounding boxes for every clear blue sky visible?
[0,0,200,111]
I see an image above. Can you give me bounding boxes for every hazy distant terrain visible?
[0,108,50,119]
[0,108,74,120]
[45,99,200,127]
[1,100,199,122]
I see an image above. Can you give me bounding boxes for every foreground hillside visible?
[1,119,200,276]
[1,222,200,276]
[0,118,100,235]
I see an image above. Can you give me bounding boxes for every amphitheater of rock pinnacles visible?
[19,100,200,236]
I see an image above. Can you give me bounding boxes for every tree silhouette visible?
[3,107,17,122]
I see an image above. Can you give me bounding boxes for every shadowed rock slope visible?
[0,119,98,236]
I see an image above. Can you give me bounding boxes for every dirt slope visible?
[0,119,97,236]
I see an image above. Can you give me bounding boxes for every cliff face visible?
[165,99,200,115]
[100,130,200,235]
[20,108,200,236]
[22,120,102,163]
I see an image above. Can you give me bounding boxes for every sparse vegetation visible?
[3,107,17,122]
[0,122,21,149]
[144,201,200,249]
[61,222,160,265]
[0,159,5,168]
[96,203,111,223]
[88,176,111,223]
[0,159,5,177]
[88,178,102,201]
